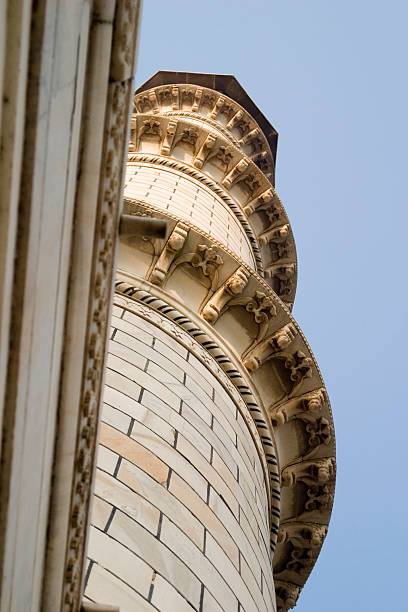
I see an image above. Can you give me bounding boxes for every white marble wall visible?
[125,163,257,269]
[85,302,276,612]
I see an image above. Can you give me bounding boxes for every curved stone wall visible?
[84,301,276,612]
[125,161,257,268]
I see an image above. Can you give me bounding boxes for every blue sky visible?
[135,2,408,610]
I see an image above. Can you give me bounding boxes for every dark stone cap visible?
[135,71,278,170]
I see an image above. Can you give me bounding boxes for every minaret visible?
[84,72,335,612]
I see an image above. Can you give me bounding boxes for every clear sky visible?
[135,2,408,610]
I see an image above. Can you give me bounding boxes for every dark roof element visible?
[135,71,278,169]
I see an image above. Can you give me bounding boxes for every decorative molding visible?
[62,74,132,610]
[113,279,281,550]
[127,153,299,302]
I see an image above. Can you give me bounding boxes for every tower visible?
[84,72,335,612]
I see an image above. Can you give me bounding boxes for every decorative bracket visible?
[201,266,250,323]
[243,323,297,372]
[149,222,189,286]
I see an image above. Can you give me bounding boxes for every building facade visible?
[84,72,336,612]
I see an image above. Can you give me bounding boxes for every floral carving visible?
[284,350,313,386]
[304,484,334,513]
[173,127,198,151]
[169,244,224,291]
[265,263,296,296]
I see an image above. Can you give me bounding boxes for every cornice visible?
[127,147,297,307]
[116,202,335,610]
[133,83,275,180]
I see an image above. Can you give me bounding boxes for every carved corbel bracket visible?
[171,86,179,109]
[226,109,243,130]
[258,223,289,248]
[221,158,249,188]
[193,134,217,169]
[270,388,328,427]
[209,95,225,119]
[149,222,189,286]
[201,266,250,323]
[278,522,327,549]
[192,87,203,112]
[243,323,297,372]
[243,188,276,216]
[168,244,224,291]
[275,582,301,612]
[282,458,335,488]
[160,119,177,155]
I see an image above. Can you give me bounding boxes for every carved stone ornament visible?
[136,117,161,147]
[222,158,249,188]
[282,458,335,488]
[193,133,217,168]
[201,266,250,323]
[270,388,328,427]
[275,581,301,612]
[149,222,189,286]
[243,323,297,372]
[304,484,334,513]
[160,119,177,155]
[243,188,275,216]
[278,522,328,549]
[258,223,289,248]
[222,289,278,354]
[264,264,296,298]
[168,244,224,291]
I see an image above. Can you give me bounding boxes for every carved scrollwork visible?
[282,458,335,488]
[169,244,224,291]
[201,266,250,323]
[243,323,297,372]
[149,222,189,286]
